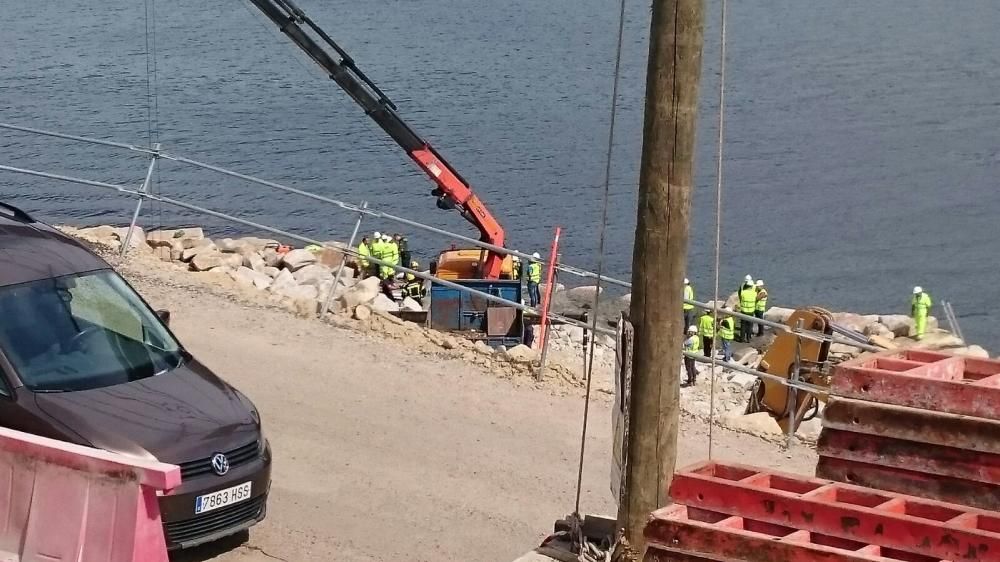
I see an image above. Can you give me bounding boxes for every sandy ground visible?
[114,261,817,562]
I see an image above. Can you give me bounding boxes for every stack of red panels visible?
[818,349,1000,511]
[643,461,1000,562]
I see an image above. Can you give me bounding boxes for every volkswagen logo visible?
[211,453,230,476]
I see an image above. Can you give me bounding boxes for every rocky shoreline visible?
[61,224,993,443]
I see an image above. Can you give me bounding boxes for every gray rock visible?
[190,252,225,271]
[731,345,758,364]
[146,229,181,248]
[292,264,333,287]
[278,283,319,302]
[763,307,795,325]
[338,276,382,309]
[173,227,204,241]
[180,239,217,261]
[503,344,537,364]
[619,293,631,307]
[261,248,281,268]
[238,236,280,251]
[400,297,423,312]
[111,226,148,252]
[269,268,298,294]
[832,312,880,334]
[473,340,493,355]
[879,314,914,337]
[244,252,266,273]
[566,285,603,306]
[727,371,758,390]
[222,253,244,269]
[151,246,172,262]
[78,225,118,241]
[353,304,372,321]
[540,282,565,295]
[232,266,272,290]
[371,293,399,312]
[954,345,990,359]
[553,324,585,344]
[263,266,281,278]
[281,249,317,271]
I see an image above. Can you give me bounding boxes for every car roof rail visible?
[0,201,35,223]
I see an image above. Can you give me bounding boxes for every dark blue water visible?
[2,1,998,349]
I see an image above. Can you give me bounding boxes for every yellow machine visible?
[433,249,517,280]
[744,307,888,433]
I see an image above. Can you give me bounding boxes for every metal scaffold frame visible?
[0,121,879,391]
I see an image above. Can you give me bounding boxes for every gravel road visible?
[119,264,816,562]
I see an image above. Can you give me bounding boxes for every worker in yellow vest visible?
[404,261,426,302]
[683,278,695,329]
[380,234,397,279]
[718,307,735,362]
[371,232,385,278]
[357,236,372,278]
[698,309,715,358]
[911,286,933,340]
[527,252,543,307]
[683,325,700,386]
[738,275,757,342]
[754,279,768,337]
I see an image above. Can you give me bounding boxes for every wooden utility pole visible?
[617,0,705,557]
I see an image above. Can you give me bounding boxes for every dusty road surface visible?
[119,265,817,562]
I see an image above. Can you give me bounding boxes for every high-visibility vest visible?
[684,335,701,352]
[371,240,384,260]
[755,288,768,312]
[719,317,735,340]
[683,284,694,310]
[527,262,542,283]
[911,292,932,317]
[387,242,400,265]
[404,281,425,298]
[358,242,371,267]
[739,286,757,314]
[698,314,715,338]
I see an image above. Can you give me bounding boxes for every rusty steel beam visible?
[668,461,1000,561]
[816,456,1000,513]
[822,397,1000,454]
[818,429,1000,485]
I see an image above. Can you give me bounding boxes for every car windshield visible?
[0,269,183,392]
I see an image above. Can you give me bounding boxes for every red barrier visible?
[668,461,1000,561]
[0,426,179,561]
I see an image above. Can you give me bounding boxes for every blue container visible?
[428,280,523,347]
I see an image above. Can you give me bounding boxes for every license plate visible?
[195,481,252,515]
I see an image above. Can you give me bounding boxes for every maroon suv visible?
[0,202,271,550]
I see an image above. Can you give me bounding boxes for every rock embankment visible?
[63,225,992,443]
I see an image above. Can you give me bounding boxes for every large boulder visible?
[269,268,298,294]
[832,312,880,334]
[314,245,346,267]
[238,236,280,252]
[261,248,282,268]
[338,276,381,309]
[292,264,333,287]
[180,239,217,261]
[953,345,990,359]
[721,412,784,436]
[502,344,537,364]
[371,293,399,312]
[263,266,281,279]
[111,226,148,252]
[190,252,225,271]
[244,252,266,273]
[221,253,244,269]
[400,297,423,312]
[278,283,318,302]
[879,315,915,337]
[566,285,603,307]
[281,249,317,271]
[231,266,272,290]
[763,307,795,325]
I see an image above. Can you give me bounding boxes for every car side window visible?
[67,275,145,343]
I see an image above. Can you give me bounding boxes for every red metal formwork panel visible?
[644,504,947,562]
[822,397,1000,454]
[831,349,1000,420]
[668,461,1000,561]
[818,428,1000,485]
[817,456,1000,513]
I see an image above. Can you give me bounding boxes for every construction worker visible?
[698,309,715,358]
[527,252,542,307]
[683,325,700,386]
[511,255,522,280]
[719,306,735,362]
[683,278,695,329]
[357,236,372,278]
[371,232,385,278]
[738,275,757,342]
[911,286,933,340]
[397,235,411,271]
[754,279,768,337]
[403,261,426,302]
[381,234,397,279]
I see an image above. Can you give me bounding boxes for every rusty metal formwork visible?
[643,461,1000,562]
[818,349,1000,511]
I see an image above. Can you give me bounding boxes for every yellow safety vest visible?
[911,292,932,317]
[528,262,542,283]
[684,335,701,352]
[683,284,694,310]
[719,317,735,340]
[739,286,757,314]
[358,242,371,267]
[698,314,715,338]
[755,288,768,312]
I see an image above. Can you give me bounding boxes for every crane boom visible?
[246,0,506,278]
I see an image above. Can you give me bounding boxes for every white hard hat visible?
[684,278,690,284]
[373,231,381,239]
[756,279,764,287]
[382,234,392,241]
[913,286,922,294]
[744,274,753,283]
[687,325,697,333]
[532,252,541,259]
[512,255,520,262]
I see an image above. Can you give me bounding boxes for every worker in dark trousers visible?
[527,253,542,307]
[754,279,768,336]
[396,234,411,273]
[683,278,695,329]
[698,309,715,358]
[683,325,700,386]
[738,275,757,342]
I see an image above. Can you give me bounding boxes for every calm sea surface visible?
[2,1,998,348]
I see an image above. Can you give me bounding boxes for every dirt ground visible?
[115,261,817,562]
